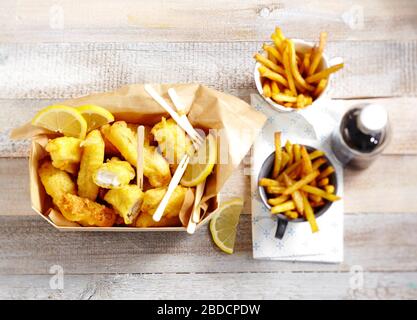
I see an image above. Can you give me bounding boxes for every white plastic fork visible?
[144,84,204,146]
[186,179,206,234]
[168,88,204,147]
[152,155,190,222]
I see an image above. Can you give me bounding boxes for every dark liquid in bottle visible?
[341,108,384,153]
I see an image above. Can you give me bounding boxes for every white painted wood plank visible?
[1,272,416,299]
[2,97,416,157]
[1,0,416,42]
[0,213,416,275]
[0,41,415,100]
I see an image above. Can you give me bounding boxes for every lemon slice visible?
[210,198,244,254]
[31,105,87,139]
[76,105,114,132]
[181,133,217,187]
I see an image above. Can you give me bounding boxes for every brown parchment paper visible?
[11,83,267,231]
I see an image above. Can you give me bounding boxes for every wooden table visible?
[1,0,416,299]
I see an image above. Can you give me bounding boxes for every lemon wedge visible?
[76,105,114,132]
[31,105,87,139]
[181,133,216,187]
[209,198,244,254]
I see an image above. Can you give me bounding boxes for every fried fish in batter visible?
[45,137,82,174]
[93,157,135,189]
[102,121,171,187]
[104,185,144,224]
[135,212,181,228]
[58,193,116,227]
[140,185,187,218]
[38,161,76,205]
[77,129,105,200]
[151,117,194,165]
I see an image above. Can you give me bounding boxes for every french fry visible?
[301,185,340,201]
[272,93,297,103]
[266,186,285,194]
[271,81,280,95]
[281,152,290,171]
[308,32,327,76]
[296,94,307,108]
[313,78,328,98]
[309,194,322,203]
[259,178,280,187]
[302,193,319,233]
[301,146,313,175]
[263,44,283,63]
[271,200,295,214]
[258,65,289,87]
[285,140,293,165]
[254,53,285,75]
[268,194,290,206]
[282,170,320,195]
[262,80,272,98]
[284,89,294,96]
[325,185,335,194]
[272,132,282,178]
[274,27,285,41]
[306,63,344,84]
[271,27,286,54]
[298,60,305,75]
[283,174,304,215]
[282,47,297,95]
[293,144,301,162]
[309,150,325,160]
[311,200,325,208]
[268,51,278,64]
[303,52,311,75]
[284,211,298,219]
[317,166,335,180]
[318,178,329,187]
[286,40,315,91]
[312,157,327,170]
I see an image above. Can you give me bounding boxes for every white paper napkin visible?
[250,94,344,263]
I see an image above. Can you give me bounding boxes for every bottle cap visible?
[357,104,388,134]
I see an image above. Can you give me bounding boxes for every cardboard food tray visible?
[12,83,267,231]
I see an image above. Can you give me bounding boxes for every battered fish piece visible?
[151,117,194,165]
[45,137,82,174]
[93,157,135,189]
[135,212,181,228]
[38,161,76,205]
[144,146,171,187]
[77,129,105,200]
[104,185,144,224]
[102,121,171,187]
[141,185,187,218]
[126,123,152,146]
[58,193,116,227]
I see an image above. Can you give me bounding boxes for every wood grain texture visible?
[0,214,416,275]
[0,41,416,101]
[1,154,416,216]
[3,97,417,157]
[1,272,416,299]
[1,0,416,43]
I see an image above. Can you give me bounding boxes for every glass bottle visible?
[331,103,391,169]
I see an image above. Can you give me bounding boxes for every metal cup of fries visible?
[258,133,340,239]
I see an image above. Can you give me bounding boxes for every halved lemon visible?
[76,105,114,132]
[181,133,217,187]
[31,105,87,139]
[210,198,244,254]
